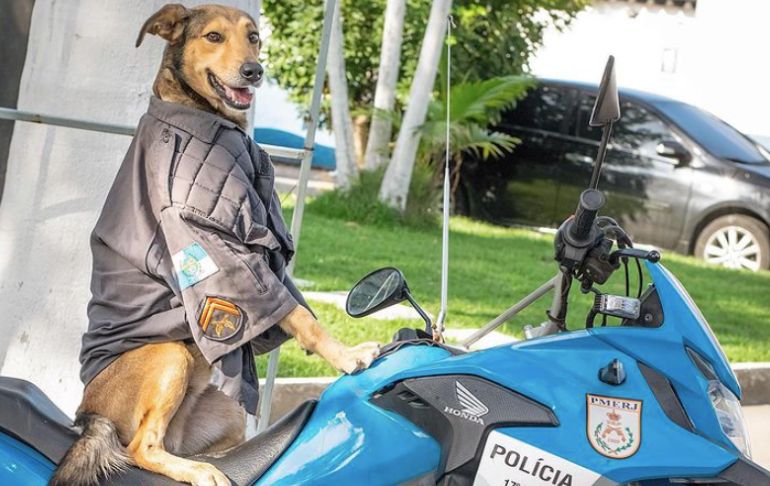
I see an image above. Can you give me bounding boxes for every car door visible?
[557,94,694,249]
[472,84,577,227]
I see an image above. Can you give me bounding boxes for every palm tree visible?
[379,0,452,210]
[327,0,358,189]
[419,75,534,199]
[362,0,407,171]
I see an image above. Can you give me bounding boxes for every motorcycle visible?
[2,57,769,486]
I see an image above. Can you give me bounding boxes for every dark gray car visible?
[460,80,770,271]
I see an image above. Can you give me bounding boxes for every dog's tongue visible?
[224,85,253,105]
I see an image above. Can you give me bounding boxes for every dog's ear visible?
[136,4,191,47]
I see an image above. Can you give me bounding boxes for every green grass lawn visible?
[257,204,770,378]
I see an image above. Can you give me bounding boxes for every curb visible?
[733,363,770,406]
[261,363,770,422]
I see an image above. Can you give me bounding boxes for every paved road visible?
[746,405,770,468]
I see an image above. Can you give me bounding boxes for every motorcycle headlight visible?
[708,380,752,458]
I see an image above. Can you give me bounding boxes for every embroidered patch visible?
[586,394,642,459]
[198,297,242,341]
[172,242,219,290]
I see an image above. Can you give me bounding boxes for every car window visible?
[655,101,768,164]
[507,85,573,134]
[577,96,671,158]
[575,96,602,142]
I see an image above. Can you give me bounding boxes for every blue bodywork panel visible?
[259,263,743,485]
[257,346,450,485]
[0,434,55,485]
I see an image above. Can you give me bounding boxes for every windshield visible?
[655,101,768,164]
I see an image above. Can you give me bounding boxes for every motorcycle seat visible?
[0,377,316,485]
[0,376,79,464]
[195,399,316,485]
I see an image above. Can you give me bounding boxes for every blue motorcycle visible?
[2,57,768,486]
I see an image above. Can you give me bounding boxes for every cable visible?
[623,257,630,297]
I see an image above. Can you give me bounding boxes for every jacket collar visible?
[147,96,244,143]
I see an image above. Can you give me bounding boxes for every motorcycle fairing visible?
[260,263,745,485]
[256,345,450,485]
[0,433,55,485]
[590,261,742,454]
[386,334,737,484]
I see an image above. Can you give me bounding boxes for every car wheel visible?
[694,214,770,272]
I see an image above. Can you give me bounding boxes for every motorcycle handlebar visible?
[569,189,606,243]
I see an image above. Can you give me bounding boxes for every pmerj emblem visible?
[586,394,642,459]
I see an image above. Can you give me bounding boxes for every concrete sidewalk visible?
[746,405,770,468]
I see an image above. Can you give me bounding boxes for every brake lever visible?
[609,248,661,264]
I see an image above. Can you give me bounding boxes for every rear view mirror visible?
[656,140,691,165]
[590,56,621,127]
[346,268,407,318]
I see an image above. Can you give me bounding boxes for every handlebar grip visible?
[570,189,606,242]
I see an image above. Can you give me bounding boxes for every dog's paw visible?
[339,342,381,374]
[190,463,231,486]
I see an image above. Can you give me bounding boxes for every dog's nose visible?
[240,62,263,81]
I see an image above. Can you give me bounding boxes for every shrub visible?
[308,165,438,228]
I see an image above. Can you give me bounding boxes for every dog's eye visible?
[248,32,260,44]
[205,32,223,43]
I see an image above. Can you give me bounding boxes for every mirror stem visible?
[404,290,433,335]
[589,121,614,190]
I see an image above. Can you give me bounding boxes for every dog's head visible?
[137,3,262,119]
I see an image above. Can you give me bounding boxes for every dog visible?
[50,4,380,486]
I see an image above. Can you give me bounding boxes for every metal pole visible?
[0,107,134,136]
[434,15,453,342]
[0,107,304,164]
[460,276,557,348]
[257,0,337,433]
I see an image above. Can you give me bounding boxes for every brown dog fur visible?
[50,5,379,486]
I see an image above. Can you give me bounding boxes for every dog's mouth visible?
[207,71,253,110]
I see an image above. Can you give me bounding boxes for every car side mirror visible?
[656,140,691,165]
[589,56,621,127]
[346,268,407,318]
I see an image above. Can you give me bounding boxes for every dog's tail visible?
[49,413,133,486]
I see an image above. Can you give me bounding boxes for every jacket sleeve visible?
[159,150,299,364]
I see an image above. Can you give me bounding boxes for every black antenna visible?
[588,56,621,190]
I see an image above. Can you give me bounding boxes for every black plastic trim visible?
[638,362,693,431]
[718,457,770,485]
[372,374,558,484]
[622,285,663,328]
[686,346,718,382]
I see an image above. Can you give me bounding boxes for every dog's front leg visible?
[279,305,380,374]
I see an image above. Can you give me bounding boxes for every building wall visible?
[0,0,258,417]
[0,0,36,202]
[530,0,770,139]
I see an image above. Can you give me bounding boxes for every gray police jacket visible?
[80,97,303,413]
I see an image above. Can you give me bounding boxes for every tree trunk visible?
[379,0,452,209]
[327,0,358,189]
[363,0,406,171]
[353,114,369,166]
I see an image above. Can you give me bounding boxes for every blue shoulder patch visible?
[172,242,219,290]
